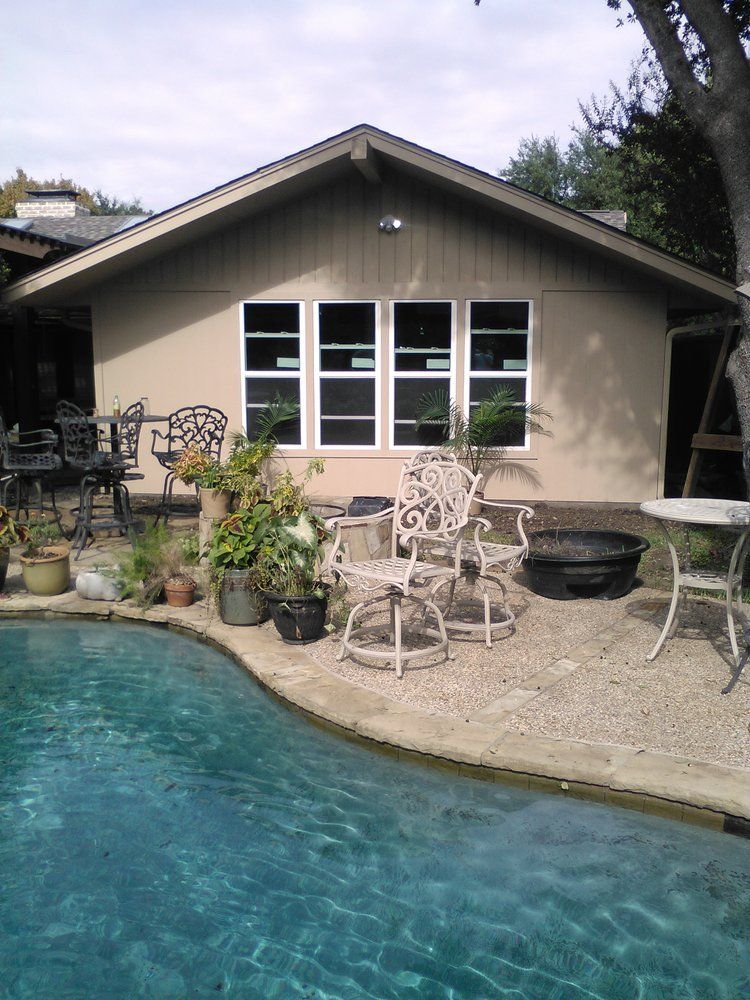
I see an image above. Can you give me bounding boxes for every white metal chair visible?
[406,450,534,648]
[326,458,482,677]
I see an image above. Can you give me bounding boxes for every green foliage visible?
[116,526,194,608]
[179,531,201,566]
[223,436,274,508]
[207,505,273,576]
[172,445,224,488]
[255,510,329,597]
[415,387,551,478]
[23,517,63,557]
[0,168,151,218]
[0,505,30,548]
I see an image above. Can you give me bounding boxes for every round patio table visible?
[639,498,750,678]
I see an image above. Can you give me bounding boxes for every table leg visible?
[646,520,683,663]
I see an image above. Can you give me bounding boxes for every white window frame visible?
[463,298,534,452]
[239,300,306,451]
[389,299,457,452]
[313,300,381,451]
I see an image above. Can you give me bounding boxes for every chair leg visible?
[393,597,403,679]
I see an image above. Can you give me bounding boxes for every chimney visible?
[582,209,627,232]
[15,189,92,219]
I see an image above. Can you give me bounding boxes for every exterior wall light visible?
[378,215,403,233]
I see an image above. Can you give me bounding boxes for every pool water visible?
[1,622,749,999]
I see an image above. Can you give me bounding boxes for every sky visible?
[2,1,648,213]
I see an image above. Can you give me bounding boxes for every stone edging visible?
[1,591,749,836]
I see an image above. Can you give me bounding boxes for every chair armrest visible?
[473,500,534,550]
[324,508,394,530]
[151,428,169,442]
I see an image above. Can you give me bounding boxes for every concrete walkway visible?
[1,545,748,835]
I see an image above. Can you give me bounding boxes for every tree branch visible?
[679,0,750,96]
[625,0,709,123]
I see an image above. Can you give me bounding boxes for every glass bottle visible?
[112,394,121,417]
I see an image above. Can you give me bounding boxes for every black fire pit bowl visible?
[522,528,650,601]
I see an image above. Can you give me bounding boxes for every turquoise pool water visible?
[1,621,749,999]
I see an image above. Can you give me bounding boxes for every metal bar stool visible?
[0,408,64,529]
[151,405,227,525]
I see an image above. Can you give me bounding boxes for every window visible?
[466,300,532,448]
[390,301,454,448]
[242,302,304,447]
[314,302,379,448]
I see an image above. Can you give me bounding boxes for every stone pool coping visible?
[1,591,749,836]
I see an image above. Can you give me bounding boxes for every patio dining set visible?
[0,401,228,558]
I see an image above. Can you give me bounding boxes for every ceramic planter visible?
[263,587,329,644]
[200,488,232,520]
[0,547,8,592]
[164,579,197,608]
[469,490,485,517]
[220,569,269,625]
[522,529,650,600]
[20,544,71,597]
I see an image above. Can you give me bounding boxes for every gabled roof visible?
[2,124,736,307]
[2,214,148,246]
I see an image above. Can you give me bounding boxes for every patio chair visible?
[57,400,144,557]
[151,405,228,525]
[0,408,63,527]
[407,450,534,648]
[326,457,482,678]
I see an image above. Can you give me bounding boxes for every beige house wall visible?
[92,167,669,501]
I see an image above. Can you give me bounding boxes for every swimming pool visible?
[1,620,748,998]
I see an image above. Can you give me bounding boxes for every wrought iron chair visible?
[57,400,144,557]
[0,408,63,526]
[407,450,534,648]
[326,458,481,678]
[151,405,228,525]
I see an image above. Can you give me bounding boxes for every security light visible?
[378,215,403,233]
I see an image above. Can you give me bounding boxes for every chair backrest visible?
[391,456,481,555]
[56,400,95,468]
[117,401,144,465]
[162,406,228,461]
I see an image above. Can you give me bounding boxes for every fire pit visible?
[522,528,650,600]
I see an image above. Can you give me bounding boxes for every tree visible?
[0,168,150,217]
[605,1,750,443]
[479,0,750,445]
[501,131,624,211]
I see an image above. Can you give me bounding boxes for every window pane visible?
[394,302,452,372]
[394,378,450,420]
[393,422,447,447]
[321,419,375,446]
[246,408,301,445]
[245,336,299,372]
[469,377,527,447]
[469,377,526,404]
[470,302,529,373]
[321,378,375,417]
[245,377,300,406]
[319,303,375,372]
[244,303,300,334]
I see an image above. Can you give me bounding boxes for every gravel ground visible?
[309,573,658,717]
[306,572,750,769]
[507,597,750,769]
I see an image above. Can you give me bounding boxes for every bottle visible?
[139,396,150,416]
[112,394,121,417]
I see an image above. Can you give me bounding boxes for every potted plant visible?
[258,509,330,644]
[0,505,29,592]
[117,526,198,608]
[415,386,551,513]
[206,505,273,625]
[19,518,70,597]
[173,445,232,519]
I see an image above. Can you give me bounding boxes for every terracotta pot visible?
[200,488,232,520]
[0,546,8,592]
[163,579,197,607]
[20,544,71,596]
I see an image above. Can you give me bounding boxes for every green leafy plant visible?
[23,517,63,558]
[206,505,273,579]
[415,386,551,479]
[172,445,226,489]
[0,505,30,548]
[256,510,329,597]
[116,526,196,608]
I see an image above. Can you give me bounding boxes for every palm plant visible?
[414,386,550,478]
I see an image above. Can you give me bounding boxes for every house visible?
[1,125,737,501]
[1,189,148,429]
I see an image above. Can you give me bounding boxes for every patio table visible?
[640,498,750,688]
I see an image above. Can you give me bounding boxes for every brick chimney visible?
[15,189,91,219]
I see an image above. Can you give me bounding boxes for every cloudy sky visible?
[3,1,647,213]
